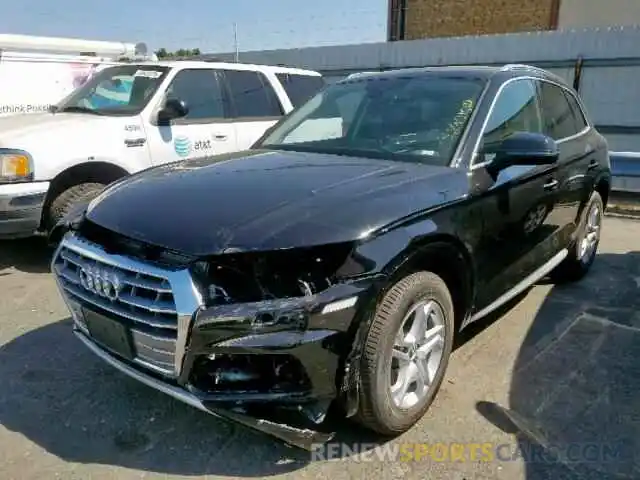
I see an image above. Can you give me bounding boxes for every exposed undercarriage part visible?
[189,354,312,394]
[183,241,366,449]
[191,359,342,450]
[204,402,337,450]
[192,242,355,305]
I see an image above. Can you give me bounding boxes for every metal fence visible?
[611,153,640,193]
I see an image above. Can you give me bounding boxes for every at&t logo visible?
[173,136,192,157]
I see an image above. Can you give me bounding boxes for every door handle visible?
[543,179,559,191]
[213,134,228,141]
[587,159,599,170]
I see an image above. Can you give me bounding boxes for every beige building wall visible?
[403,0,557,40]
[558,0,640,28]
[398,0,640,41]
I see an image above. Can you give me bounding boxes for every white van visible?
[0,33,155,117]
[0,59,325,239]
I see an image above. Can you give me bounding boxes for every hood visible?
[0,112,111,144]
[85,149,469,256]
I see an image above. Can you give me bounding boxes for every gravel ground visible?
[1,216,639,480]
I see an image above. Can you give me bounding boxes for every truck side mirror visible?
[157,98,188,123]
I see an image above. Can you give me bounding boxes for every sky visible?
[0,0,388,54]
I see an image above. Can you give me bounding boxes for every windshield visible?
[55,64,170,116]
[257,74,486,165]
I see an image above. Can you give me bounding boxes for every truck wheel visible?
[355,271,455,435]
[47,182,106,231]
[550,190,603,283]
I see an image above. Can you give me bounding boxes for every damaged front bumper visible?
[75,330,335,449]
[52,232,378,450]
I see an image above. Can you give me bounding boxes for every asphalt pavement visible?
[1,217,639,480]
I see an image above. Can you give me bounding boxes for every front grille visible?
[52,233,201,377]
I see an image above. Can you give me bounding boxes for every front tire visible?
[355,271,455,435]
[551,190,604,283]
[46,182,106,232]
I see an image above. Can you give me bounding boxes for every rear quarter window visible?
[276,73,326,107]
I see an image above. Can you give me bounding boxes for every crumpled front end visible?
[51,225,379,449]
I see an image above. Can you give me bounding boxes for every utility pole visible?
[233,22,239,62]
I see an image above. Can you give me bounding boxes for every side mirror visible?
[483,132,559,173]
[157,98,188,123]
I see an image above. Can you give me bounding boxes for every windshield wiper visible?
[57,106,103,115]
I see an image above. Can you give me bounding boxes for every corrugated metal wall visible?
[204,26,640,152]
[558,0,640,29]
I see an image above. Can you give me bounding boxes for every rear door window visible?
[222,70,283,118]
[276,73,325,107]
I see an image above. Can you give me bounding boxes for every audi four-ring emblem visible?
[79,266,122,301]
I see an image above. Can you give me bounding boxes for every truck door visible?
[145,68,239,165]
[94,68,156,171]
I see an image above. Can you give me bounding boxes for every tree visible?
[154,47,202,59]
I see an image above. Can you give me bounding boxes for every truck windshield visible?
[55,64,170,116]
[256,74,486,166]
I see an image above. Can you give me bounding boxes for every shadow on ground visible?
[0,237,52,274]
[0,318,313,476]
[0,316,406,476]
[477,251,640,480]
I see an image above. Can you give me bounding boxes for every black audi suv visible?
[50,64,611,449]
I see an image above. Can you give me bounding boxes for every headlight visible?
[191,242,356,307]
[0,149,34,183]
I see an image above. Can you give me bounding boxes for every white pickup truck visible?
[0,60,324,239]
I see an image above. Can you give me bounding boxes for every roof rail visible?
[500,63,549,75]
[346,71,378,79]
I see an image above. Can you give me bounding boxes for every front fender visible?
[43,155,133,182]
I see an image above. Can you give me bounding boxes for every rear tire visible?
[46,182,105,232]
[550,190,603,283]
[355,271,455,436]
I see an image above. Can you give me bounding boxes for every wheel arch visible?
[337,233,476,417]
[383,234,476,330]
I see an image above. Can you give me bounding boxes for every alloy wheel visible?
[579,202,601,262]
[390,299,446,409]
